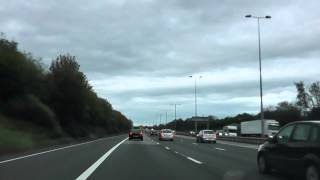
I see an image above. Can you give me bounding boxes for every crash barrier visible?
[176,131,267,144]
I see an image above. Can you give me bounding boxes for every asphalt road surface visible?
[0,134,295,180]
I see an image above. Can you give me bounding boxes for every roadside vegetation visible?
[0,36,132,154]
[163,82,320,131]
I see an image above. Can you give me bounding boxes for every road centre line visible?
[76,137,128,180]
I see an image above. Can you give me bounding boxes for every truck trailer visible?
[240,119,279,137]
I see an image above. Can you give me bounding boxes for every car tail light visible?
[213,134,216,138]
[129,132,132,135]
[160,133,164,137]
[140,131,143,135]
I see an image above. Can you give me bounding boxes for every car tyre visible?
[258,154,270,174]
[306,164,319,180]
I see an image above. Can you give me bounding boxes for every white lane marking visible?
[165,147,170,150]
[186,157,203,164]
[192,143,197,145]
[215,148,225,151]
[76,137,128,180]
[156,142,160,145]
[0,136,119,164]
[174,151,179,154]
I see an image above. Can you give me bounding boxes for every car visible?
[257,121,320,180]
[196,130,216,143]
[129,127,143,141]
[150,128,157,136]
[159,129,175,141]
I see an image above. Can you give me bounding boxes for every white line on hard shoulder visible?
[215,148,225,151]
[0,136,120,164]
[186,157,203,164]
[76,137,128,180]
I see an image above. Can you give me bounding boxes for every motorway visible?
[0,134,294,180]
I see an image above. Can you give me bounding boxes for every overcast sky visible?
[1,0,320,125]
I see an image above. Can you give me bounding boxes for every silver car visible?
[196,130,217,143]
[159,129,175,141]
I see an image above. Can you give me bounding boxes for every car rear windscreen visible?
[203,130,214,134]
[162,130,172,133]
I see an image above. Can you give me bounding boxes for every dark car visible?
[150,128,157,136]
[129,127,143,141]
[257,121,320,180]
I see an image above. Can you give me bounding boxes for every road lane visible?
[0,133,295,180]
[0,135,127,180]
[150,135,290,180]
[89,135,216,180]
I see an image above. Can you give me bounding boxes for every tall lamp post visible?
[245,14,271,137]
[170,104,181,130]
[189,75,202,133]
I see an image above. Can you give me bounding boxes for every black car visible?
[129,127,143,141]
[257,121,320,180]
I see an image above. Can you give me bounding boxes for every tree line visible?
[158,82,320,131]
[0,37,132,139]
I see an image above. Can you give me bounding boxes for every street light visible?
[170,104,181,130]
[189,75,202,133]
[245,14,271,137]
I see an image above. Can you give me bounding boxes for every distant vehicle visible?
[241,119,279,137]
[215,130,224,136]
[159,129,175,141]
[150,128,157,136]
[257,121,320,180]
[196,130,217,143]
[129,127,143,141]
[223,125,238,136]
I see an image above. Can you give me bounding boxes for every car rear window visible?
[203,130,214,134]
[291,124,311,142]
[309,126,320,142]
[162,130,172,133]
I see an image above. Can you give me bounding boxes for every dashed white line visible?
[192,143,197,145]
[156,142,160,145]
[215,148,225,151]
[165,147,170,150]
[174,151,179,154]
[76,137,128,180]
[186,157,203,164]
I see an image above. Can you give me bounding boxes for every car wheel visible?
[306,164,319,180]
[258,154,270,174]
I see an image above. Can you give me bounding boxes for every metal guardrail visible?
[176,131,267,144]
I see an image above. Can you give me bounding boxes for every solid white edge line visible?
[76,137,128,180]
[0,136,118,164]
[186,157,203,164]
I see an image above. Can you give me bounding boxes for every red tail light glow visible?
[129,132,133,135]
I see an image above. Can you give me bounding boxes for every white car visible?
[196,130,217,143]
[159,129,175,141]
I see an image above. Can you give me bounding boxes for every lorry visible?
[240,119,280,137]
[222,125,238,136]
